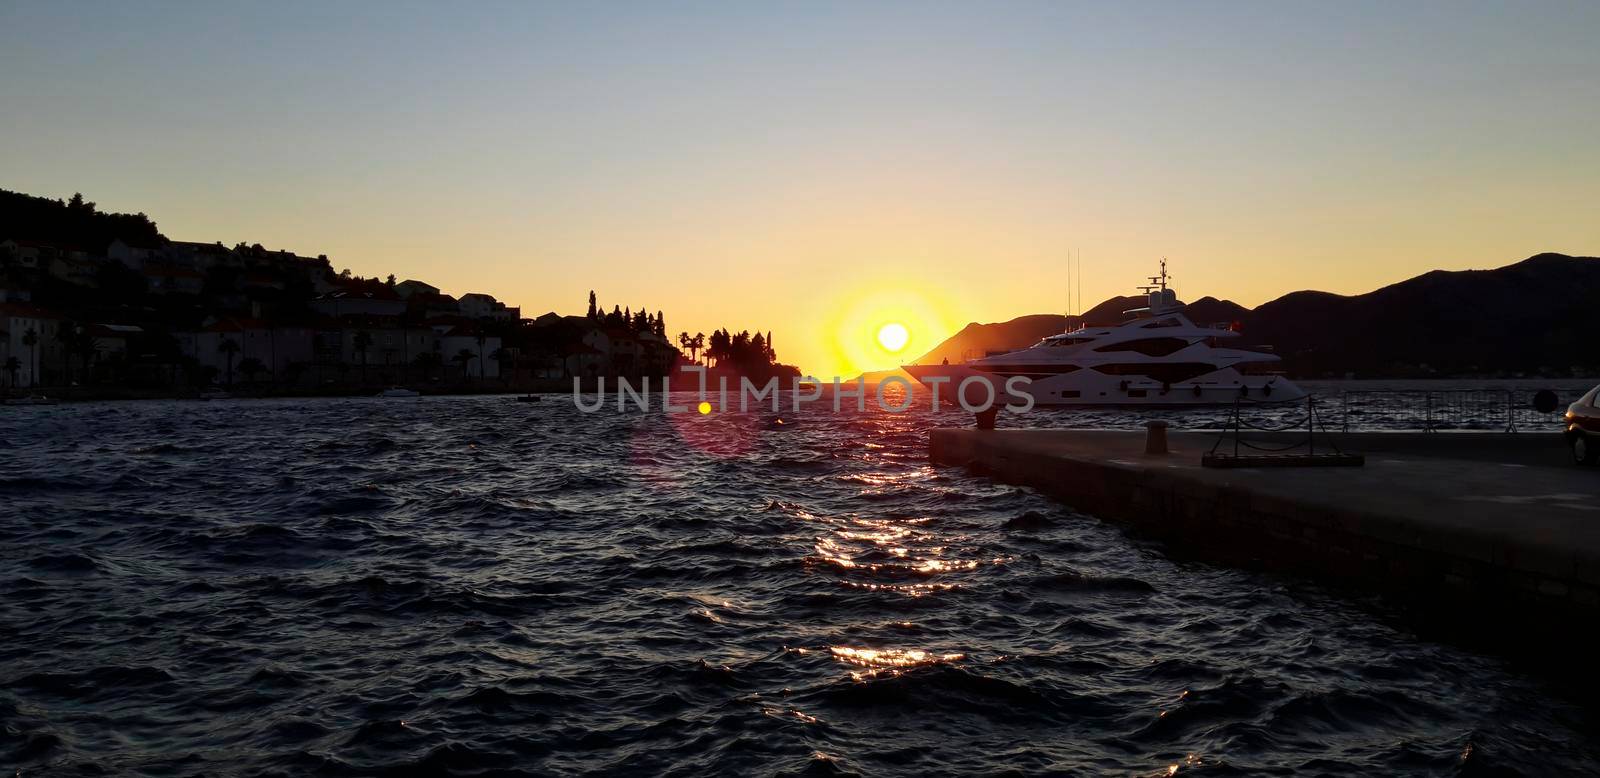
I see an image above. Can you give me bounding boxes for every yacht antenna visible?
[1139,258,1171,294]
[1066,248,1073,318]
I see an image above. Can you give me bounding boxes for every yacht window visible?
[1090,363,1219,384]
[1092,337,1191,357]
[1140,318,1182,328]
[975,364,1082,377]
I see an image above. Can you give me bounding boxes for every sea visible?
[2,379,1598,776]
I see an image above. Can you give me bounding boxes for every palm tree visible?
[56,321,77,385]
[353,330,373,385]
[453,349,476,383]
[238,357,265,384]
[4,356,19,388]
[678,331,691,362]
[692,332,706,366]
[474,330,487,383]
[413,351,443,382]
[489,348,510,385]
[21,327,38,388]
[74,331,99,385]
[218,337,240,386]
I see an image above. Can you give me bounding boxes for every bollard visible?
[976,407,1000,431]
[1145,420,1169,455]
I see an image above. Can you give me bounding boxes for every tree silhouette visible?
[353,330,373,384]
[73,331,98,384]
[413,351,443,382]
[453,349,476,382]
[21,327,38,388]
[587,290,598,319]
[218,337,240,386]
[489,348,510,385]
[3,356,19,388]
[55,321,77,385]
[474,330,487,382]
[238,357,265,384]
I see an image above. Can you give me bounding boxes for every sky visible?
[3,1,1597,376]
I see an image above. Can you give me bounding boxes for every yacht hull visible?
[902,364,1307,407]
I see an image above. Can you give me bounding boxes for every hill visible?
[912,254,1600,378]
[0,189,164,250]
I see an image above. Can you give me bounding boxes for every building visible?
[405,290,461,319]
[394,280,440,299]
[0,302,61,388]
[164,241,239,271]
[82,324,145,364]
[309,288,406,318]
[106,239,161,271]
[176,318,315,380]
[432,323,501,379]
[337,325,438,373]
[143,264,206,295]
[47,254,100,287]
[1,240,89,271]
[459,292,520,321]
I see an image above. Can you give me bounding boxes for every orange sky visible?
[4,3,1596,376]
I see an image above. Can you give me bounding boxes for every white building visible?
[176,318,315,379]
[435,324,502,379]
[107,239,161,270]
[0,303,61,388]
[310,289,406,318]
[459,293,520,321]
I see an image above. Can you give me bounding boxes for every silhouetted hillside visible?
[914,254,1600,378]
[1241,253,1600,376]
[0,189,164,249]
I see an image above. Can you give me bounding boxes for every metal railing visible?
[1337,390,1563,433]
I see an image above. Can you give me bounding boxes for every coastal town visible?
[0,189,792,397]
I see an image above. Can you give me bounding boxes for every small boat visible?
[376,387,420,398]
[515,394,541,403]
[4,395,58,406]
[198,390,231,400]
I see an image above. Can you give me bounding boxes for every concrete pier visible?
[931,428,1600,635]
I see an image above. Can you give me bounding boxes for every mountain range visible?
[910,253,1600,378]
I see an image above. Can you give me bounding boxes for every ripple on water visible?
[0,393,1596,775]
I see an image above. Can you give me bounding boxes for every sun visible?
[876,322,910,353]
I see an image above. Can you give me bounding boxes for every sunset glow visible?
[3,4,1596,378]
[876,323,910,353]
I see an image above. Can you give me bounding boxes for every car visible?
[1565,384,1600,465]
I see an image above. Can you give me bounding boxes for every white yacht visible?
[904,262,1307,407]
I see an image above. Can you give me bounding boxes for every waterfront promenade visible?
[931,428,1599,648]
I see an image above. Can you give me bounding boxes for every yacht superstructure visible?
[904,262,1307,407]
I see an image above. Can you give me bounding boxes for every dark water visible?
[3,390,1598,776]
